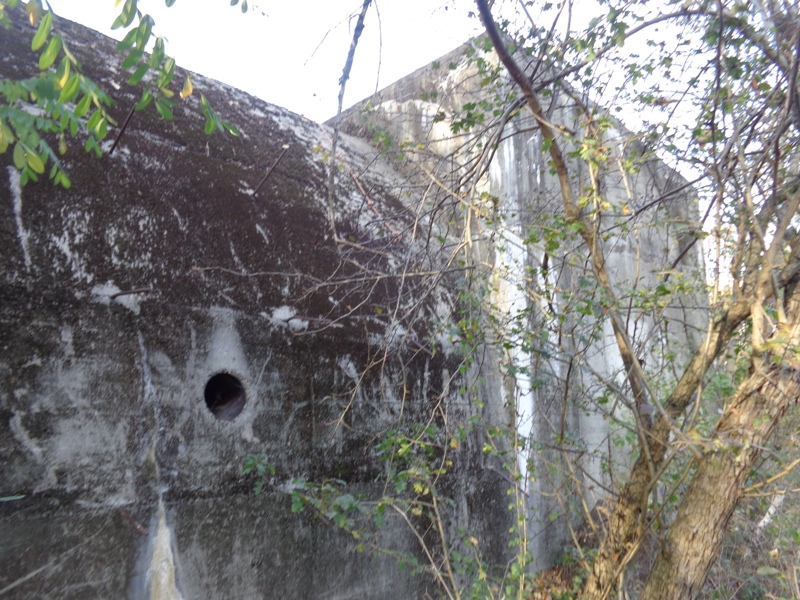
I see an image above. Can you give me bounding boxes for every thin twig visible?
[118,507,148,536]
[326,0,373,242]
[744,458,800,493]
[254,145,289,196]
[389,503,456,600]
[108,103,136,156]
[109,287,153,299]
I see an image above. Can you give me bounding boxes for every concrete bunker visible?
[0,7,705,599]
[0,9,509,599]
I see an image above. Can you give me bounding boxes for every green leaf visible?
[87,110,102,132]
[116,27,138,52]
[128,63,150,85]
[204,118,216,135]
[55,171,71,189]
[163,57,175,76]
[222,121,241,137]
[135,89,153,111]
[38,35,61,70]
[91,117,108,140]
[157,57,175,88]
[165,0,177,5]
[13,143,26,169]
[291,493,305,513]
[0,120,12,153]
[55,56,71,89]
[122,48,143,70]
[756,566,781,576]
[74,94,91,118]
[241,0,248,12]
[31,11,52,51]
[26,151,45,174]
[58,75,80,103]
[112,0,137,30]
[61,43,78,66]
[135,15,153,49]
[149,38,165,68]
[155,98,173,120]
[85,136,102,157]
[230,0,239,5]
[111,12,125,28]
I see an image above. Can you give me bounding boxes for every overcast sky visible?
[46,0,481,123]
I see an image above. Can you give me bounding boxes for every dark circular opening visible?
[204,373,246,421]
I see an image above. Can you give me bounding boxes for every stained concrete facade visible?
[335,43,707,568]
[1,10,705,600]
[0,12,511,600]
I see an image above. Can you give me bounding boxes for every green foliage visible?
[242,453,275,495]
[0,0,241,186]
[273,419,535,598]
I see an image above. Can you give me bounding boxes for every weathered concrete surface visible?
[1,8,708,595]
[0,11,511,599]
[336,42,708,568]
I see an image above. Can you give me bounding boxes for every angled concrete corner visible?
[335,40,708,568]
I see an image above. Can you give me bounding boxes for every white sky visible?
[46,0,482,123]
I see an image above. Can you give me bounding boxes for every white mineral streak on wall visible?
[7,166,32,270]
[208,307,252,377]
[238,179,255,196]
[138,331,164,491]
[337,356,360,381]
[334,41,704,571]
[50,208,95,282]
[91,281,143,314]
[255,223,270,246]
[488,140,536,490]
[9,413,43,463]
[507,235,536,487]
[269,305,309,332]
[137,332,183,600]
[147,498,183,600]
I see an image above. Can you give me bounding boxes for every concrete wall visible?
[336,41,707,568]
[1,12,707,597]
[0,12,511,599]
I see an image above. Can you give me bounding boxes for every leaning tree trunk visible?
[640,282,800,599]
[580,299,751,599]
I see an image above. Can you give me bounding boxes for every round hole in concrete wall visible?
[204,373,246,421]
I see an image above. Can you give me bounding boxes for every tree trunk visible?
[581,301,750,600]
[639,359,800,599]
[472,2,800,598]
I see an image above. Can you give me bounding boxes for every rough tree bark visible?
[640,333,800,598]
